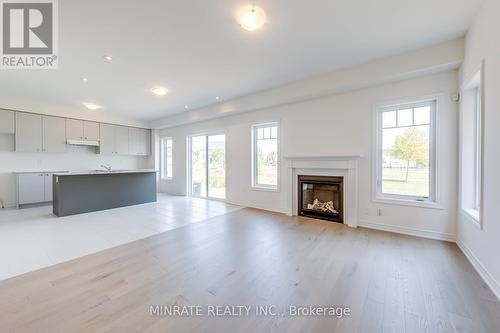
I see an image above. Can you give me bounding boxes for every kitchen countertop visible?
[53,169,157,176]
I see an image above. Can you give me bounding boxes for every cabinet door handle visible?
[39,173,43,176]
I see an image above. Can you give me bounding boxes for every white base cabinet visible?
[17,173,55,207]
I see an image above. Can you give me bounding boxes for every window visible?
[460,65,483,224]
[252,123,279,190]
[473,86,482,211]
[375,100,437,203]
[161,137,173,179]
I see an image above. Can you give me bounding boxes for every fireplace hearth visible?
[298,175,343,223]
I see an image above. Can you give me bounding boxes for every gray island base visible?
[53,170,157,217]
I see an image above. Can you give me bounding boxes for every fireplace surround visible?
[298,175,343,223]
[284,155,360,228]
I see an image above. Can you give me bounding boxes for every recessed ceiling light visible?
[151,86,168,96]
[103,55,113,61]
[81,77,88,82]
[83,102,102,110]
[184,105,189,110]
[215,96,220,100]
[239,6,266,31]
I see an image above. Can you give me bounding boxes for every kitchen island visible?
[52,170,157,217]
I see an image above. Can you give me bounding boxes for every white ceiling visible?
[0,0,483,121]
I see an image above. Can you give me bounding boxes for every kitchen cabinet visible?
[84,121,100,141]
[15,113,66,153]
[66,119,83,140]
[15,112,42,152]
[17,173,45,205]
[17,173,56,206]
[44,173,53,200]
[0,109,15,133]
[42,116,66,153]
[99,123,129,155]
[129,127,151,156]
[66,119,100,141]
[115,125,129,155]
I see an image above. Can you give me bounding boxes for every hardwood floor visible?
[0,208,499,332]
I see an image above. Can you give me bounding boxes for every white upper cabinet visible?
[99,123,129,155]
[115,126,129,155]
[12,111,144,156]
[83,121,99,141]
[16,113,66,153]
[15,112,42,152]
[66,119,84,140]
[0,109,15,134]
[129,127,151,156]
[99,123,115,154]
[66,119,100,141]
[42,116,66,153]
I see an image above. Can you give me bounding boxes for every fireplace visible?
[298,175,343,223]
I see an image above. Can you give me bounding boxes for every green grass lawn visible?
[257,165,278,186]
[382,167,429,197]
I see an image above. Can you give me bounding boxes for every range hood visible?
[66,139,99,146]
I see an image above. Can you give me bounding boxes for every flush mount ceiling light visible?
[151,86,168,96]
[83,102,102,110]
[215,96,220,100]
[81,76,88,82]
[103,55,113,61]
[239,6,266,31]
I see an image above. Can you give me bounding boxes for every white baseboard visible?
[456,239,500,301]
[358,219,456,242]
[224,199,288,215]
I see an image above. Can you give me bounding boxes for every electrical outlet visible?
[377,208,383,216]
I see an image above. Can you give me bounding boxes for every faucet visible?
[100,164,112,172]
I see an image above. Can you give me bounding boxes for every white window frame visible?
[459,61,484,228]
[251,122,280,191]
[160,137,173,180]
[373,96,440,208]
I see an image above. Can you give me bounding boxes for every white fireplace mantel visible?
[283,155,361,228]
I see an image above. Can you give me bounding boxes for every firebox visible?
[298,175,343,223]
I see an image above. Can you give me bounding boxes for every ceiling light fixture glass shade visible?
[151,87,168,96]
[83,102,102,110]
[239,6,266,31]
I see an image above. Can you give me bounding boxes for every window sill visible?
[373,197,443,210]
[460,208,481,228]
[251,185,280,193]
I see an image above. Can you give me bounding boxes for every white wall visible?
[160,70,459,241]
[458,0,500,298]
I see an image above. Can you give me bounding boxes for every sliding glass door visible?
[190,134,225,199]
